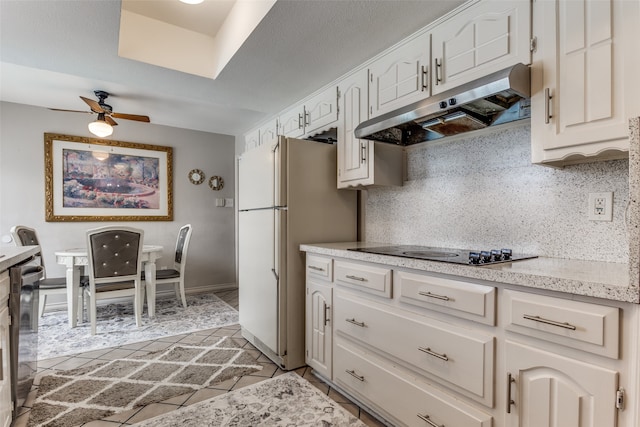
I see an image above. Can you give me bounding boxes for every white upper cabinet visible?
[280,86,339,138]
[243,118,279,152]
[337,70,370,186]
[369,31,431,119]
[531,0,640,166]
[431,0,532,95]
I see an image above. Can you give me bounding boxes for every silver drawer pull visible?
[346,318,366,327]
[345,274,367,282]
[418,291,450,301]
[418,346,449,361]
[345,369,365,382]
[308,265,325,271]
[523,314,577,330]
[417,413,444,427]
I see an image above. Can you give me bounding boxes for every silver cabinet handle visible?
[418,346,448,361]
[308,265,324,272]
[434,58,442,85]
[346,318,366,327]
[360,143,367,163]
[544,88,553,124]
[324,303,330,326]
[421,65,428,91]
[506,372,516,413]
[345,274,367,282]
[417,413,444,427]
[345,369,365,381]
[304,111,310,127]
[523,314,577,330]
[298,113,303,129]
[0,348,3,380]
[418,291,450,301]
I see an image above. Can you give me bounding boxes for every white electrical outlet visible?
[588,192,613,221]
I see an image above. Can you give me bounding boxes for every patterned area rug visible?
[38,293,239,360]
[136,372,366,427]
[28,337,261,427]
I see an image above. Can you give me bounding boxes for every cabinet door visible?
[244,128,260,152]
[305,86,338,136]
[369,31,430,119]
[259,119,279,146]
[505,341,618,427]
[0,305,11,427]
[338,70,371,187]
[431,0,531,95]
[305,279,332,379]
[279,105,305,138]
[531,0,640,165]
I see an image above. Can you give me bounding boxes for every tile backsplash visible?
[365,123,630,262]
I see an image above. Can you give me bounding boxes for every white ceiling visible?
[0,0,465,137]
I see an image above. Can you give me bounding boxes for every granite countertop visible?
[0,246,40,273]
[300,242,638,304]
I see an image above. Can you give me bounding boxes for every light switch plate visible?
[588,192,613,221]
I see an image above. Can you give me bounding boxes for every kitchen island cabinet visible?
[0,246,40,425]
[302,243,638,427]
[530,0,640,166]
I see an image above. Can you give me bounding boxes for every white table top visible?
[55,245,163,256]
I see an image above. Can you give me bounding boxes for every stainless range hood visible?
[354,63,531,145]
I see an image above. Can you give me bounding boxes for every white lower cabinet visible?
[305,254,632,427]
[335,337,492,427]
[305,278,332,380]
[505,341,619,427]
[1,271,11,427]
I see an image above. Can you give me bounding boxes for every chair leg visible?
[176,281,187,308]
[39,294,47,317]
[90,292,97,335]
[134,287,143,327]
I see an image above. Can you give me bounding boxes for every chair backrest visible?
[10,225,47,276]
[86,226,144,285]
[174,224,193,272]
[10,225,40,247]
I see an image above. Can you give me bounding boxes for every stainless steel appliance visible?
[354,63,530,145]
[238,137,357,370]
[9,259,42,417]
[348,245,536,265]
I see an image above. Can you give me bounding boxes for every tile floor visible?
[13,290,387,427]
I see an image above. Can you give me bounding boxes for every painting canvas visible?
[45,133,173,221]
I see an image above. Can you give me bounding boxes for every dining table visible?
[55,244,163,327]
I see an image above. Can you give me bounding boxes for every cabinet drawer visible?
[306,255,332,281]
[334,338,492,427]
[398,271,496,325]
[504,290,620,359]
[334,290,494,405]
[334,260,392,298]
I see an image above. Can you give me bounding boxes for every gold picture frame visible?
[44,133,173,222]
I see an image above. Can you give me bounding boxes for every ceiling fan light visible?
[88,118,113,138]
[179,0,204,4]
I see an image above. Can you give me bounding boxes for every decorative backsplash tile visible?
[365,123,630,262]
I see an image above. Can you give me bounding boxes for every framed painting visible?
[44,133,173,221]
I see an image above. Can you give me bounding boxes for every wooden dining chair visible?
[85,225,145,335]
[142,224,192,309]
[10,225,88,318]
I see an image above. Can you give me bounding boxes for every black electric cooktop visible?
[348,245,537,266]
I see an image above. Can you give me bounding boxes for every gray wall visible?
[0,101,236,290]
[365,122,630,263]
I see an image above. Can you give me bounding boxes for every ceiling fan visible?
[50,90,150,137]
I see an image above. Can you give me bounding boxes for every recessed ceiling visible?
[0,0,466,137]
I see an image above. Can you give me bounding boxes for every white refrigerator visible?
[238,136,357,370]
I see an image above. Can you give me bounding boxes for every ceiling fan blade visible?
[80,96,104,113]
[105,116,118,126]
[49,108,93,114]
[111,113,150,123]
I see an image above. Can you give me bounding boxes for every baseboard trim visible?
[42,283,238,314]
